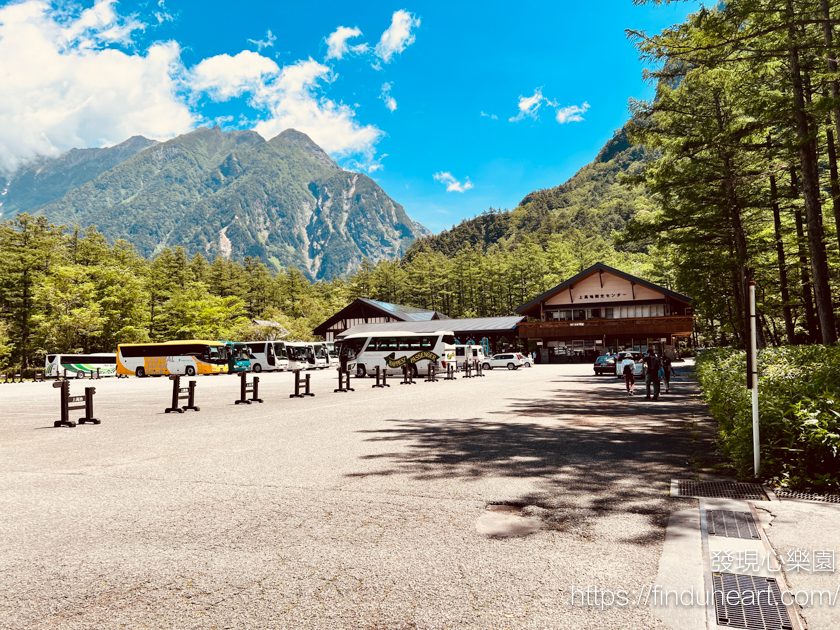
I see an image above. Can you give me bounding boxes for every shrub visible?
[695,346,840,492]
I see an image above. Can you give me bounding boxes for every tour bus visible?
[221,341,251,373]
[325,342,338,362]
[443,345,486,370]
[244,341,288,372]
[285,342,313,371]
[336,330,456,378]
[45,353,117,378]
[309,342,329,369]
[116,340,229,377]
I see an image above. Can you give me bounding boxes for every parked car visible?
[593,355,616,375]
[515,353,532,367]
[615,352,644,377]
[482,353,524,370]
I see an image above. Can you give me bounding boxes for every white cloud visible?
[433,171,473,193]
[380,83,397,112]
[248,30,276,51]
[189,51,280,101]
[0,0,390,175]
[374,10,420,63]
[325,25,363,60]
[509,88,545,122]
[480,111,498,120]
[555,101,590,124]
[0,0,195,174]
[250,59,384,160]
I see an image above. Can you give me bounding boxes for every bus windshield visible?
[314,345,327,359]
[288,346,309,360]
[336,337,367,359]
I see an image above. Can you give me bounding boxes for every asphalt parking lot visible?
[0,364,707,629]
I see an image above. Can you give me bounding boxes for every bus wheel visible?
[185,366,196,377]
[357,365,366,378]
[75,371,84,379]
[135,367,146,378]
[252,364,262,373]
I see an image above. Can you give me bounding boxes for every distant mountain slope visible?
[0,135,157,216]
[405,127,651,258]
[27,127,429,280]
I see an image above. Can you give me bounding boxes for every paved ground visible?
[0,363,723,629]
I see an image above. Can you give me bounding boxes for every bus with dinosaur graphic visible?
[336,330,455,378]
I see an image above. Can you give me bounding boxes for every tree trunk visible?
[787,13,838,342]
[770,173,796,344]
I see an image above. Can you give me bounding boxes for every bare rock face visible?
[15,127,429,280]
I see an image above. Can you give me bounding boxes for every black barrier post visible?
[445,363,456,380]
[474,359,484,377]
[425,363,438,383]
[34,369,45,383]
[462,361,473,379]
[78,387,99,424]
[372,365,390,388]
[400,364,415,385]
[334,358,355,393]
[166,375,200,413]
[53,381,74,427]
[250,376,263,403]
[236,370,251,404]
[290,370,314,398]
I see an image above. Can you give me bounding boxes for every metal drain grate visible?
[673,480,768,501]
[775,490,840,504]
[707,510,761,540]
[713,573,792,630]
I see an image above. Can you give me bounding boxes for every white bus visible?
[309,342,329,369]
[444,345,486,370]
[336,330,456,378]
[46,353,117,378]
[285,342,314,371]
[116,340,229,377]
[244,341,288,372]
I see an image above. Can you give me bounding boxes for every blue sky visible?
[0,0,701,232]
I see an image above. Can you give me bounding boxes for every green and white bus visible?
[45,353,117,377]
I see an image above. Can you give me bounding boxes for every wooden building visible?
[515,262,694,361]
[313,298,449,341]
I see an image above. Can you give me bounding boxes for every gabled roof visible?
[515,262,693,317]
[336,316,525,339]
[312,298,449,337]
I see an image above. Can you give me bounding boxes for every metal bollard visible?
[474,359,485,377]
[400,364,415,385]
[334,364,355,393]
[290,370,314,398]
[445,363,456,380]
[425,363,438,382]
[462,361,473,378]
[372,365,390,388]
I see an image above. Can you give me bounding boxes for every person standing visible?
[643,351,661,401]
[619,354,636,396]
[662,354,677,394]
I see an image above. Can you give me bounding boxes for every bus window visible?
[376,338,398,352]
[400,337,421,351]
[274,342,288,359]
[419,337,434,350]
[455,347,465,357]
[442,334,456,345]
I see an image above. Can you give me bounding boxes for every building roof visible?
[515,262,693,318]
[312,297,449,337]
[336,316,525,339]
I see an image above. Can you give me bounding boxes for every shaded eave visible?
[515,262,694,318]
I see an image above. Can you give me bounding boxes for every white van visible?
[245,341,288,372]
[337,330,456,378]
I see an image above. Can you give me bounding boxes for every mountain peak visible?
[270,129,339,169]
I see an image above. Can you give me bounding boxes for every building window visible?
[573,309,586,320]
[557,310,572,321]
[587,308,601,319]
[605,308,614,319]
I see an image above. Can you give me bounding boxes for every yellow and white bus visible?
[116,340,229,377]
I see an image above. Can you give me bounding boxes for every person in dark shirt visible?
[643,351,661,401]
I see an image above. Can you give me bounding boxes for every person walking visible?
[643,350,661,401]
[619,354,636,396]
[662,354,677,394]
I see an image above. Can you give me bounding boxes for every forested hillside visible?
[405,127,653,259]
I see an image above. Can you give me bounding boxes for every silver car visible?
[482,353,524,370]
